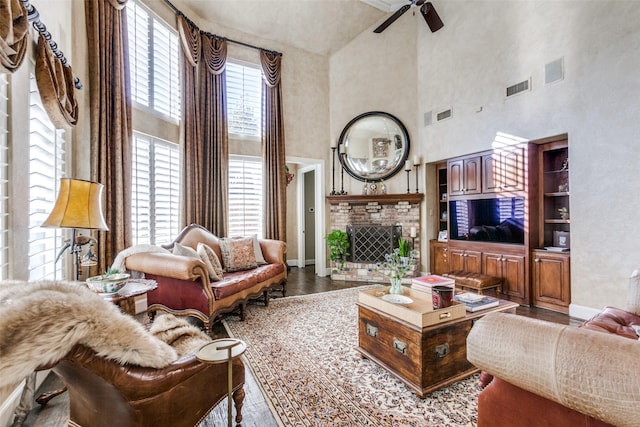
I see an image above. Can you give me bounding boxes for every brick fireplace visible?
[327,193,423,283]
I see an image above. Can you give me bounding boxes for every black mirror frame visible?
[337,111,410,183]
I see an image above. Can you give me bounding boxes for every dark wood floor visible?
[22,266,580,426]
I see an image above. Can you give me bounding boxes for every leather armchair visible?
[52,344,245,427]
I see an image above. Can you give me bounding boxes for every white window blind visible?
[0,74,9,279]
[132,132,180,245]
[126,0,181,121]
[228,158,263,237]
[28,72,65,281]
[226,62,262,138]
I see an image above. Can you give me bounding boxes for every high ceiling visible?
[178,0,404,56]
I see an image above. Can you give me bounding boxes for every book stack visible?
[411,275,455,293]
[453,292,499,312]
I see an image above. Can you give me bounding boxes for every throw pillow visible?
[197,243,223,281]
[249,234,268,265]
[219,237,258,272]
[173,242,199,259]
[627,269,640,315]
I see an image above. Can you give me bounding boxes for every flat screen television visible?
[449,197,525,244]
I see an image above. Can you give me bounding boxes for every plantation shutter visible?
[228,158,263,237]
[28,71,65,280]
[0,74,8,279]
[126,1,150,107]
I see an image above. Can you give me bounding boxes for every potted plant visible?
[398,237,411,259]
[326,229,350,272]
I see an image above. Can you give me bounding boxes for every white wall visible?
[330,0,640,314]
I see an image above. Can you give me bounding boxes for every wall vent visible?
[506,79,531,98]
[545,58,564,85]
[436,108,452,122]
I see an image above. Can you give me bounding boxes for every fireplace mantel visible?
[326,193,423,205]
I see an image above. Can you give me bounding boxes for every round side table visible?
[196,338,246,427]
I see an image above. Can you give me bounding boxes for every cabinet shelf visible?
[544,192,570,197]
[544,219,570,224]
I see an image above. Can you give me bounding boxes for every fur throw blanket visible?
[110,244,170,277]
[0,280,211,389]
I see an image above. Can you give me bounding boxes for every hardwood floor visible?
[22,266,580,426]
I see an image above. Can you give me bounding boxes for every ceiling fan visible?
[373,0,444,34]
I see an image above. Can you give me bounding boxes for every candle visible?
[404,159,412,171]
[410,227,417,238]
[413,155,421,166]
[330,138,337,148]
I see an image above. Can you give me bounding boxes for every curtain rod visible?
[18,0,83,89]
[162,0,282,57]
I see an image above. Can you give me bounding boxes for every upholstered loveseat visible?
[125,224,287,331]
[467,271,640,427]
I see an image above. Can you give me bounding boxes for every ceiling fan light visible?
[421,2,444,33]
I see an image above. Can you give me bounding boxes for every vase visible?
[389,277,404,294]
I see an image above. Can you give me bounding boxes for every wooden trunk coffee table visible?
[356,295,518,398]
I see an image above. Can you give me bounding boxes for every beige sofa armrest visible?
[125,252,208,282]
[467,312,640,427]
[259,239,287,265]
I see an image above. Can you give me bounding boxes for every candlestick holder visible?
[405,169,411,193]
[414,164,421,193]
[339,153,347,195]
[330,147,338,195]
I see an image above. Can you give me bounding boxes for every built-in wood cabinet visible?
[482,251,527,303]
[531,250,570,313]
[482,146,525,194]
[448,156,481,197]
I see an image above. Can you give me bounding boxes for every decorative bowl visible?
[86,273,130,295]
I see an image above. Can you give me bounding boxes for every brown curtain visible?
[0,0,28,72]
[260,51,286,241]
[199,35,228,237]
[85,0,132,272]
[177,15,202,228]
[34,35,78,128]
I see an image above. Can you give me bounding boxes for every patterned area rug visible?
[223,286,479,426]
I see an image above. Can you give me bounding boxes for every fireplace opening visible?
[347,225,402,263]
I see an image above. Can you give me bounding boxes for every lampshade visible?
[41,178,109,231]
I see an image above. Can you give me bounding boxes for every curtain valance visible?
[0,0,29,72]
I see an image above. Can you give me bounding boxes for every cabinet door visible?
[430,242,449,275]
[465,250,482,273]
[463,157,482,195]
[532,252,570,312]
[482,153,500,193]
[448,160,464,196]
[501,254,526,300]
[449,248,466,271]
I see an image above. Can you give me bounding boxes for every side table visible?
[196,339,247,427]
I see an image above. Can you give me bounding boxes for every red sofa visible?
[467,304,640,427]
[126,224,287,331]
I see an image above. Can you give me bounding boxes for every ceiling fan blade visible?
[373,4,411,34]
[420,2,444,33]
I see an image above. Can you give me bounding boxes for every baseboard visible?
[287,259,299,267]
[569,303,601,321]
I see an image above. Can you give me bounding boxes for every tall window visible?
[226,61,262,138]
[0,74,9,279]
[131,132,180,245]
[126,0,181,121]
[28,71,65,280]
[228,158,263,237]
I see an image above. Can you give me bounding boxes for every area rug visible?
[223,286,480,427]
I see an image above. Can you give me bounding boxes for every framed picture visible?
[553,231,570,249]
[438,230,448,242]
[371,138,390,158]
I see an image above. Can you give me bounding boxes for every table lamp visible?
[41,178,109,281]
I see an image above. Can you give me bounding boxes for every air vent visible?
[545,58,564,85]
[436,108,452,122]
[506,79,531,98]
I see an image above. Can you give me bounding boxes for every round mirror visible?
[338,111,410,182]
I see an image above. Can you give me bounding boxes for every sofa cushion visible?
[249,234,267,265]
[626,269,640,315]
[219,237,258,272]
[580,306,640,340]
[210,264,284,300]
[197,243,223,281]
